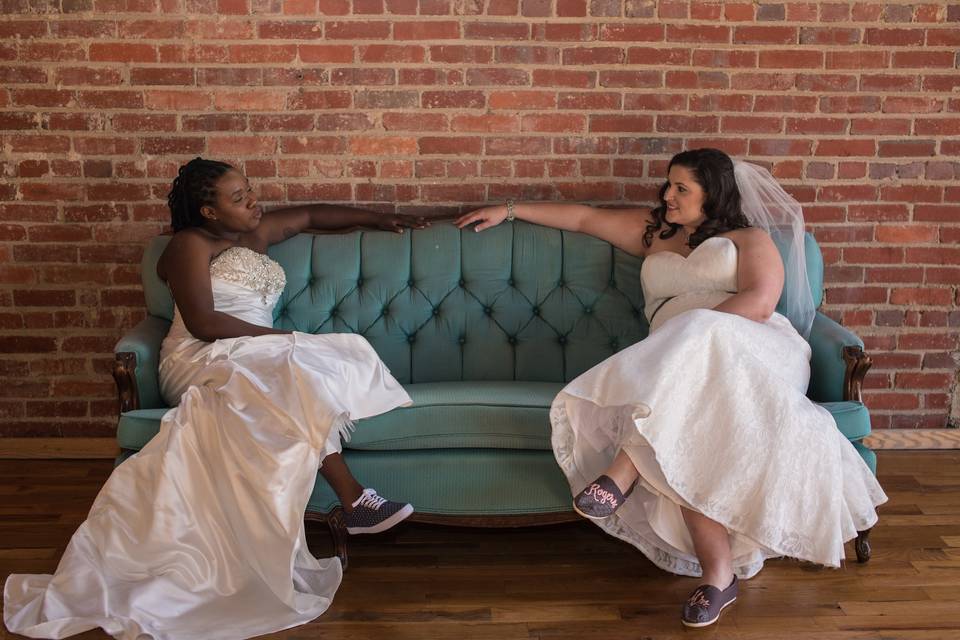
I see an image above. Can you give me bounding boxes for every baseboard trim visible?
[0,438,119,459]
[864,429,960,450]
[0,430,957,459]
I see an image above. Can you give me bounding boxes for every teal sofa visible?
[112,222,876,566]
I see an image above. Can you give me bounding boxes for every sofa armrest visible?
[112,315,171,412]
[807,311,871,404]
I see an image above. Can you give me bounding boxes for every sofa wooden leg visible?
[855,528,872,563]
[326,507,350,570]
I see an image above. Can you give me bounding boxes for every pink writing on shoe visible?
[584,483,618,508]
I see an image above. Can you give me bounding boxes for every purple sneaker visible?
[344,488,414,535]
[573,475,634,521]
[681,575,738,628]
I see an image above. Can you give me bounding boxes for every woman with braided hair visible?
[5,158,427,639]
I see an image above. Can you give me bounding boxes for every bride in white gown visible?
[4,158,428,640]
[457,148,886,628]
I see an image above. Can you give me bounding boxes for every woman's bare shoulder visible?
[158,229,220,281]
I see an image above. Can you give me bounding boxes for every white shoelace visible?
[353,488,387,511]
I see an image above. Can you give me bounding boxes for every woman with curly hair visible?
[5,158,427,639]
[457,148,886,628]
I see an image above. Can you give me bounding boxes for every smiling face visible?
[662,164,707,230]
[200,169,263,233]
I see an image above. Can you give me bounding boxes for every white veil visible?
[733,160,815,339]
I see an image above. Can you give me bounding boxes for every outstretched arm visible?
[255,204,429,245]
[712,228,784,323]
[455,202,652,257]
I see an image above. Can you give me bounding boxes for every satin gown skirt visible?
[4,332,411,640]
[551,309,887,579]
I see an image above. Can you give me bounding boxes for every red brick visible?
[285,183,352,202]
[537,23,596,41]
[257,21,324,39]
[588,115,654,133]
[824,287,887,304]
[421,184,485,202]
[814,139,876,157]
[556,91,620,110]
[325,21,391,39]
[748,139,814,156]
[394,20,459,40]
[880,185,943,203]
[89,42,157,62]
[348,136,417,156]
[799,27,861,45]
[883,97,944,114]
[422,91,485,109]
[731,72,796,91]
[466,68,529,86]
[463,21,529,39]
[897,333,958,350]
[562,47,623,65]
[864,28,926,46]
[724,2,754,20]
[721,116,782,133]
[521,114,585,133]
[890,287,953,306]
[665,24,729,43]
[734,26,797,44]
[861,74,920,92]
[785,117,847,134]
[431,45,493,63]
[277,136,344,154]
[417,136,483,154]
[598,70,661,89]
[599,24,663,41]
[485,136,551,155]
[450,114,518,132]
[759,49,823,69]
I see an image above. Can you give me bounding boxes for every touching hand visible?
[377,214,430,233]
[454,205,508,232]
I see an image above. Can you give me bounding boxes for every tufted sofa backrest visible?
[141,222,823,385]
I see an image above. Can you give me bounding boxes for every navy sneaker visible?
[344,488,414,534]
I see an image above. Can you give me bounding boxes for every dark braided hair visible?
[167,158,234,232]
[643,148,751,249]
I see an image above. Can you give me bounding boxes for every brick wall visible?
[1,0,958,437]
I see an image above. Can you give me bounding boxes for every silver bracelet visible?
[505,199,516,222]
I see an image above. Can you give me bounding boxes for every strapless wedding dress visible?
[551,236,887,579]
[4,246,411,639]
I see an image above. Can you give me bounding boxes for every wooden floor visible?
[2,451,959,639]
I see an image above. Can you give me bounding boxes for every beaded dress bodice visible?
[161,246,287,358]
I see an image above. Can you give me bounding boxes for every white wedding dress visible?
[551,236,887,579]
[4,246,412,640]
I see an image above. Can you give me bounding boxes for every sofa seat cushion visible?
[117,381,564,453]
[116,387,870,453]
[349,381,563,451]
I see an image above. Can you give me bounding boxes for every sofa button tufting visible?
[610,339,619,349]
[458,336,466,345]
[407,334,416,344]
[407,279,414,287]
[508,278,515,286]
[357,278,363,287]
[432,307,439,316]
[557,280,565,287]
[458,279,465,287]
[483,306,492,315]
[330,307,338,317]
[508,336,517,345]
[532,306,540,316]
[584,306,593,314]
[558,336,567,345]
[382,307,389,316]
